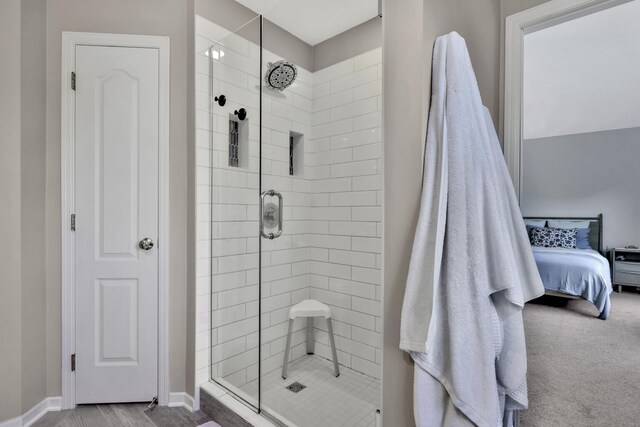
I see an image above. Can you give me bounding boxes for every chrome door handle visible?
[138,238,154,250]
[260,190,283,239]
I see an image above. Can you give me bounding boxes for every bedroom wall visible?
[522,127,640,250]
[522,0,640,140]
[520,1,640,251]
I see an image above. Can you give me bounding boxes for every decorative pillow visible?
[576,228,593,250]
[530,227,578,249]
[524,220,546,238]
[526,225,543,238]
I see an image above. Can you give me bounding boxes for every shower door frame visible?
[207,17,297,426]
[257,13,264,416]
[208,14,268,417]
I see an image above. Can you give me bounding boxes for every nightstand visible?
[611,248,640,293]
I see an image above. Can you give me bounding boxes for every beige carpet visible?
[522,291,640,426]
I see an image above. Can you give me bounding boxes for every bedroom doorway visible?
[504,0,640,425]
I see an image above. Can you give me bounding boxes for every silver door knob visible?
[138,238,154,250]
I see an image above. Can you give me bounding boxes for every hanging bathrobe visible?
[399,32,545,427]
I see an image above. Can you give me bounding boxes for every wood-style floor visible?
[32,403,212,427]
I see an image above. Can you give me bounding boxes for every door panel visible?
[96,279,138,363]
[75,45,159,404]
[98,70,139,258]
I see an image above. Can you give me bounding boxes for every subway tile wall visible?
[195,15,382,393]
[308,48,382,379]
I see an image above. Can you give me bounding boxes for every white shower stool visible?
[281,299,340,379]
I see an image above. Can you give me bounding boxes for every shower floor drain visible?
[285,382,306,393]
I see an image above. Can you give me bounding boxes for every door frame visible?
[61,31,170,409]
[503,0,627,201]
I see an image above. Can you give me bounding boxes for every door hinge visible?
[71,72,76,91]
[71,354,76,372]
[71,214,76,231]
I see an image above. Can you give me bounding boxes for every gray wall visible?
[0,1,203,416]
[382,0,424,424]
[263,20,314,71]
[424,0,500,130]
[187,0,197,402]
[195,0,382,72]
[21,0,48,414]
[313,17,382,71]
[0,0,24,421]
[1,0,199,415]
[522,127,640,249]
[0,0,49,420]
[195,0,314,70]
[382,0,501,425]
[45,0,193,401]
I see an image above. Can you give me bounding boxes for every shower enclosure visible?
[195,6,382,425]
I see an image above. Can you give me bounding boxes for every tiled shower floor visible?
[240,355,380,427]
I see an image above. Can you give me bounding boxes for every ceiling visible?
[235,0,379,45]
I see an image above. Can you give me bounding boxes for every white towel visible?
[400,32,544,427]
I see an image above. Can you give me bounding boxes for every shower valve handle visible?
[260,190,283,240]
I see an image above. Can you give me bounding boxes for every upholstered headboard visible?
[523,213,603,253]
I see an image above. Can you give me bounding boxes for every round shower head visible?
[264,60,297,91]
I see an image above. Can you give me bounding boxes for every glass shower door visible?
[205,14,262,409]
[258,37,339,426]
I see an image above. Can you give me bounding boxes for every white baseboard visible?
[193,387,201,411]
[23,397,61,426]
[0,416,21,427]
[168,392,195,411]
[0,397,62,427]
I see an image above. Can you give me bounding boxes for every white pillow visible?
[547,219,592,229]
[524,219,546,228]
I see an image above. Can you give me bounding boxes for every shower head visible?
[264,60,297,91]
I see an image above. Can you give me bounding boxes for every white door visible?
[75,45,159,404]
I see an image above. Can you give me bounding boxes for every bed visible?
[524,214,613,319]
